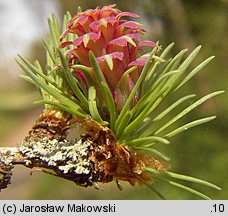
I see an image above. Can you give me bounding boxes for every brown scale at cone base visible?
[24,110,71,142]
[72,117,168,188]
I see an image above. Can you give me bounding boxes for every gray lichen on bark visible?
[0,161,13,191]
[19,135,97,186]
[0,129,116,190]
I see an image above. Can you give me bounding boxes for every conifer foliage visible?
[0,5,223,199]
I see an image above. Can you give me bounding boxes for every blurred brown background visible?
[0,0,227,199]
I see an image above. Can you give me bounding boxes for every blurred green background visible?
[0,0,227,199]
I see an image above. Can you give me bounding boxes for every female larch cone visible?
[60,4,155,113]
